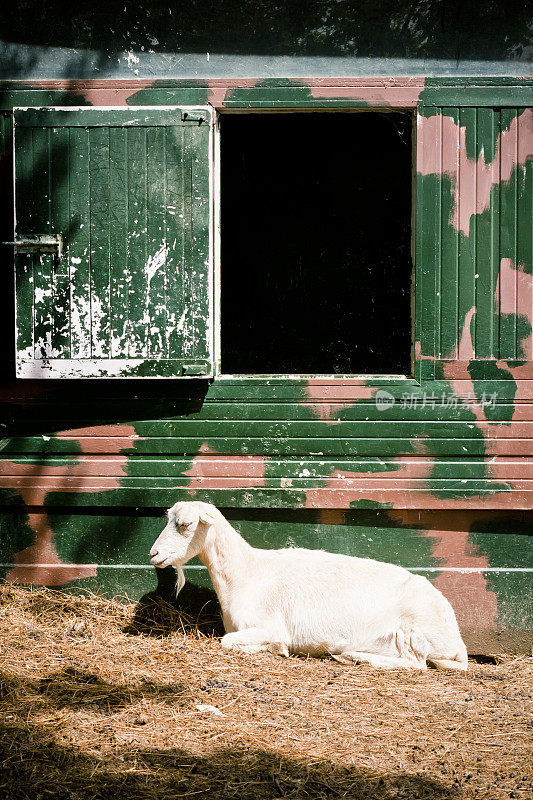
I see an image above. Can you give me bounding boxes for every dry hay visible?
[0,583,531,800]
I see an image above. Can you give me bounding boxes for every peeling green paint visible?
[13,107,214,379]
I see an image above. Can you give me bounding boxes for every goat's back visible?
[236,547,463,660]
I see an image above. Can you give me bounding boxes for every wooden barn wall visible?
[0,0,532,657]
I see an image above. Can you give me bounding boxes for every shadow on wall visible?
[0,0,531,63]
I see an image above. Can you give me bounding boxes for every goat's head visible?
[149,501,218,569]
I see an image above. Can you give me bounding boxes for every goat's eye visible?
[178,523,192,536]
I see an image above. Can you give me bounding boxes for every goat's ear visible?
[199,509,217,525]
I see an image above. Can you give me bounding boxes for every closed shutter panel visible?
[415,101,532,381]
[13,107,214,378]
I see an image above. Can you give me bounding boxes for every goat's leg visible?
[332,650,427,670]
[221,627,289,656]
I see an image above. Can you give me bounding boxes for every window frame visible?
[214,106,418,384]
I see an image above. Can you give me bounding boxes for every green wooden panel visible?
[89,126,111,357]
[109,128,129,357]
[499,109,518,360]
[13,125,34,358]
[439,107,459,358]
[126,126,148,358]
[417,104,533,374]
[31,127,54,362]
[69,126,92,359]
[189,123,211,361]
[146,125,167,358]
[458,107,477,351]
[165,125,185,359]
[13,107,214,378]
[418,86,533,107]
[475,108,500,358]
[49,126,71,358]
[15,110,192,127]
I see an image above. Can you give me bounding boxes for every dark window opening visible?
[220,112,412,375]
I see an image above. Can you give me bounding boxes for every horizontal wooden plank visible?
[0,485,529,510]
[3,408,533,450]
[5,401,533,425]
[205,381,533,402]
[222,89,532,108]
[0,454,529,509]
[2,436,531,456]
[14,108,212,127]
[2,455,531,479]
[220,99,401,108]
[2,514,531,568]
[16,358,215,379]
[2,379,533,408]
[181,402,533,421]
[1,475,529,490]
[429,361,533,379]
[419,87,533,106]
[34,420,533,438]
[5,402,533,434]
[4,78,531,89]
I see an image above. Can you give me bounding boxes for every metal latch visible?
[181,111,206,124]
[3,234,63,258]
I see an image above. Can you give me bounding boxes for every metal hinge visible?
[3,234,63,258]
[182,362,210,376]
[181,111,206,124]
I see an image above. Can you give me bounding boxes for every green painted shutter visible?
[415,101,533,381]
[13,107,214,378]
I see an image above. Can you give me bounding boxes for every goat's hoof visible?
[331,653,354,665]
[268,642,290,657]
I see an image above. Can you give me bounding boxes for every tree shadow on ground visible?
[1,668,195,713]
[123,568,224,639]
[0,711,459,800]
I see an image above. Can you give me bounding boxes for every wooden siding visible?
[0,78,531,650]
[416,104,533,380]
[0,378,532,509]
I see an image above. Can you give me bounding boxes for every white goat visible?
[149,501,468,671]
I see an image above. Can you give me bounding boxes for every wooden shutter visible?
[13,107,214,378]
[415,101,532,381]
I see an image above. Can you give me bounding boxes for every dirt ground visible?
[0,585,531,800]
